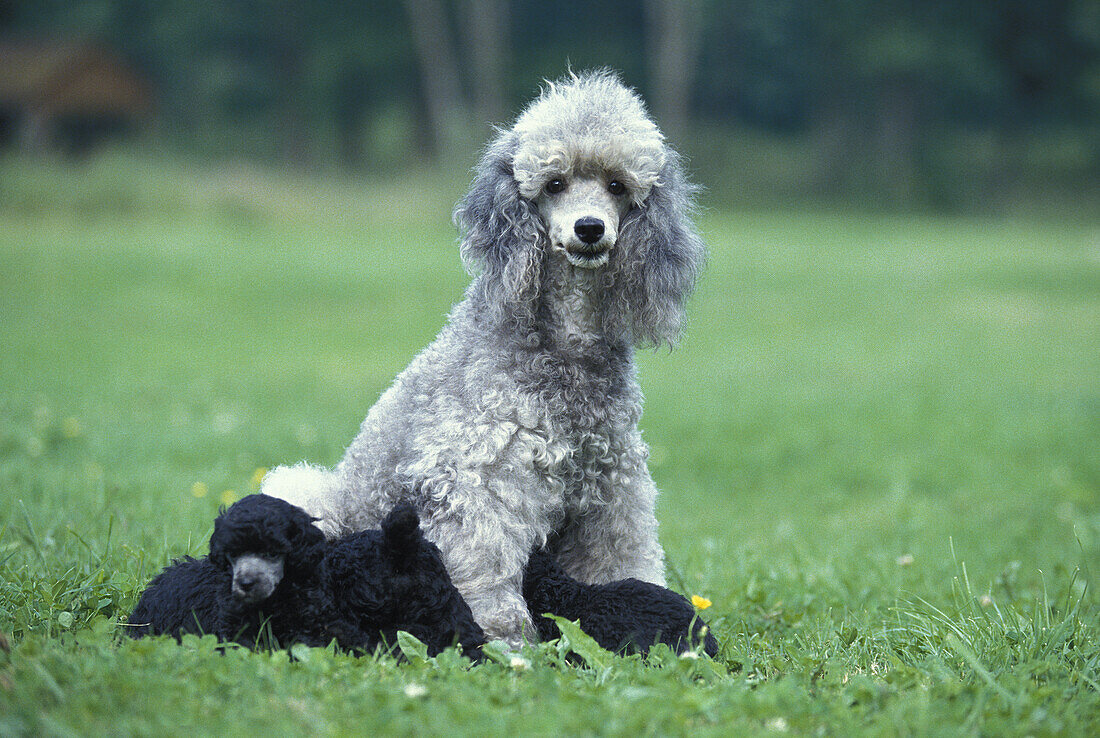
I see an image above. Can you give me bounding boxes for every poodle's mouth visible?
[561,243,612,269]
[233,584,273,604]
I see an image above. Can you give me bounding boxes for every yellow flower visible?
[250,467,268,491]
[221,489,238,506]
[26,437,44,458]
[61,417,82,438]
[191,482,209,498]
[691,595,712,610]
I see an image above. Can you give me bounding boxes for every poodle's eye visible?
[545,178,566,195]
[608,180,627,196]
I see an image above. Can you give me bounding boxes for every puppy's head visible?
[208,494,324,604]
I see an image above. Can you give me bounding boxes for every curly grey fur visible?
[262,70,705,646]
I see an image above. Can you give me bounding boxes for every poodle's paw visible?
[470,601,535,651]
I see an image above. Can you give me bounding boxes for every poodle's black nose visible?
[574,217,605,244]
[236,575,257,593]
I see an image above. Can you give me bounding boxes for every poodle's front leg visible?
[424,494,546,649]
[460,576,535,650]
[554,445,666,587]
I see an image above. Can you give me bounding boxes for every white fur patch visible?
[259,463,343,537]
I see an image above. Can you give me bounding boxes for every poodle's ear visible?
[287,513,325,549]
[381,504,422,568]
[453,131,545,328]
[611,150,706,348]
[208,517,230,569]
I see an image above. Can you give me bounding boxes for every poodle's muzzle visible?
[231,554,284,603]
[538,176,630,269]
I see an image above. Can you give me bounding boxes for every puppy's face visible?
[208,494,325,605]
[536,174,633,269]
[230,553,284,604]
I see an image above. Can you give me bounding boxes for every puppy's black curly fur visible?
[523,550,719,657]
[127,494,321,641]
[127,495,485,658]
[310,505,485,656]
[125,554,228,640]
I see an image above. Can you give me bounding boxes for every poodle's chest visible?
[512,347,637,416]
[511,371,642,507]
[400,346,644,508]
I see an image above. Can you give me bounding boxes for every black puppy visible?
[309,504,485,656]
[127,495,485,657]
[523,550,719,657]
[127,494,322,641]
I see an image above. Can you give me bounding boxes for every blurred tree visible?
[402,0,468,160]
[990,0,1099,123]
[643,0,703,143]
[462,0,510,125]
[2,0,1095,202]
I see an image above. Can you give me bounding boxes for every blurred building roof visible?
[0,39,153,116]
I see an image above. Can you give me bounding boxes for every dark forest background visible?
[3,0,1099,209]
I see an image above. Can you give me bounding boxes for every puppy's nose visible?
[235,576,256,594]
[574,217,605,244]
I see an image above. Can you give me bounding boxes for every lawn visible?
[1,154,1098,736]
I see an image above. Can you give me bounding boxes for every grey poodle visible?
[262,70,705,647]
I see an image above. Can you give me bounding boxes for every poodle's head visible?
[511,72,665,270]
[455,70,705,346]
[208,494,325,604]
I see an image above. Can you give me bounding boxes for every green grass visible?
[1,153,1098,736]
